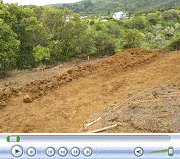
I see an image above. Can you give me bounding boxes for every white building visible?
[100,19,109,22]
[65,17,70,22]
[80,16,88,19]
[113,11,127,20]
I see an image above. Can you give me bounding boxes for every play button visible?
[134,147,144,157]
[11,145,23,157]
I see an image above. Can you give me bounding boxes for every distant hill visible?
[47,0,180,15]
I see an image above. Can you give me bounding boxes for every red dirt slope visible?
[0,48,179,133]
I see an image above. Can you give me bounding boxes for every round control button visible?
[27,147,36,157]
[84,147,92,157]
[71,147,80,157]
[11,145,23,158]
[134,147,144,157]
[59,147,68,157]
[46,147,55,157]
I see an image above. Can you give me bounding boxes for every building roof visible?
[100,19,109,22]
[114,11,124,15]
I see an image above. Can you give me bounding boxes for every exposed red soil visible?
[0,48,179,133]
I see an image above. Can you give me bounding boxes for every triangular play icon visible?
[137,150,141,154]
[15,149,20,153]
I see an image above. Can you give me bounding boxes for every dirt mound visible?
[19,64,97,99]
[0,57,104,106]
[94,48,169,73]
[0,48,169,105]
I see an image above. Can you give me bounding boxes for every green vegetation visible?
[166,32,180,50]
[0,19,20,70]
[123,29,145,49]
[47,0,180,16]
[123,16,148,30]
[33,45,51,66]
[0,1,180,70]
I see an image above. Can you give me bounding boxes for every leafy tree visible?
[166,31,180,50]
[123,29,145,48]
[27,5,45,20]
[154,34,166,49]
[162,11,179,21]
[60,13,87,56]
[47,11,88,60]
[75,30,94,55]
[105,21,121,36]
[23,16,50,47]
[93,31,115,55]
[145,32,154,43]
[115,20,125,27]
[135,11,145,16]
[151,24,162,36]
[124,16,148,30]
[146,13,160,25]
[163,26,175,39]
[0,3,17,27]
[174,23,180,35]
[0,19,20,70]
[33,45,50,66]
[49,40,63,62]
[146,24,167,48]
[2,3,40,69]
[93,21,107,31]
[41,6,65,41]
[16,15,49,69]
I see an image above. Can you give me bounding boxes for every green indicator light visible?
[168,147,173,156]
[7,136,20,142]
[17,136,20,142]
[7,136,10,142]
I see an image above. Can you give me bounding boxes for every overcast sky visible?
[3,0,83,6]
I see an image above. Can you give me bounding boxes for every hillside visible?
[47,0,180,15]
[0,48,180,133]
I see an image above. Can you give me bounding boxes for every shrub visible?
[33,45,51,65]
[122,29,145,48]
[123,16,148,30]
[165,33,180,50]
[162,11,179,21]
[93,21,107,31]
[146,13,160,25]
[105,21,121,36]
[93,31,115,55]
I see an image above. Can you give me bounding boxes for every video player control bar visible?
[0,134,180,159]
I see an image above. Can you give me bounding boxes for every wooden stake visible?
[83,117,101,129]
[87,124,118,133]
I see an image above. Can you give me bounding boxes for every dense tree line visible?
[0,2,116,70]
[48,0,180,16]
[0,1,180,70]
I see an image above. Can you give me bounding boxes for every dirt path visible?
[0,48,180,133]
